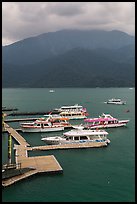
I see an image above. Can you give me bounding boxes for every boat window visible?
[74,137,79,140]
[80,136,88,140]
[44,123,50,127]
[108,121,113,124]
[36,124,41,127]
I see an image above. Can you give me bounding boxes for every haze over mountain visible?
[2,29,135,88]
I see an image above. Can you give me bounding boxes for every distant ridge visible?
[2,29,135,88]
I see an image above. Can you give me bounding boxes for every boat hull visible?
[60,115,87,120]
[41,137,110,146]
[86,123,127,129]
[21,126,64,133]
[106,102,126,105]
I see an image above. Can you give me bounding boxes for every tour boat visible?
[41,129,110,145]
[50,104,89,119]
[52,104,88,114]
[20,117,64,132]
[104,98,126,105]
[84,113,129,129]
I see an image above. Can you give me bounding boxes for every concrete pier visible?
[2,123,63,187]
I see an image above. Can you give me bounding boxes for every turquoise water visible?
[2,88,135,202]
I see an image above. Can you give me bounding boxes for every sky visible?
[2,2,135,46]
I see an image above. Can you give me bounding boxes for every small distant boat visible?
[104,98,126,105]
[84,113,129,129]
[49,90,55,93]
[125,109,130,113]
[41,129,110,145]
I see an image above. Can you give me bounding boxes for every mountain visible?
[2,29,135,88]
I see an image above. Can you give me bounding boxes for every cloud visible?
[46,2,86,16]
[2,2,135,45]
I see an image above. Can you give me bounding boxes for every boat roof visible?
[61,104,83,109]
[109,98,121,100]
[64,130,108,136]
[60,111,83,114]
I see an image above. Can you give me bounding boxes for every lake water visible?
[2,88,135,202]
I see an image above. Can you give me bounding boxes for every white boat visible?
[49,89,55,93]
[41,129,110,145]
[84,113,129,129]
[51,104,89,119]
[104,98,126,105]
[20,117,64,132]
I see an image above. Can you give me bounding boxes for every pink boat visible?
[84,113,129,129]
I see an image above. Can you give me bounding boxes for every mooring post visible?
[8,133,12,165]
[2,112,5,131]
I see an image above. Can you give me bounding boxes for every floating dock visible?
[5,118,38,122]
[7,111,51,116]
[2,107,18,111]
[30,142,107,151]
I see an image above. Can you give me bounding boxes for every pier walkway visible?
[2,154,63,187]
[2,122,107,187]
[30,142,107,151]
[2,123,63,187]
[4,122,30,147]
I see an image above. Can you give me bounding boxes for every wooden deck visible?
[2,123,63,187]
[2,155,63,187]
